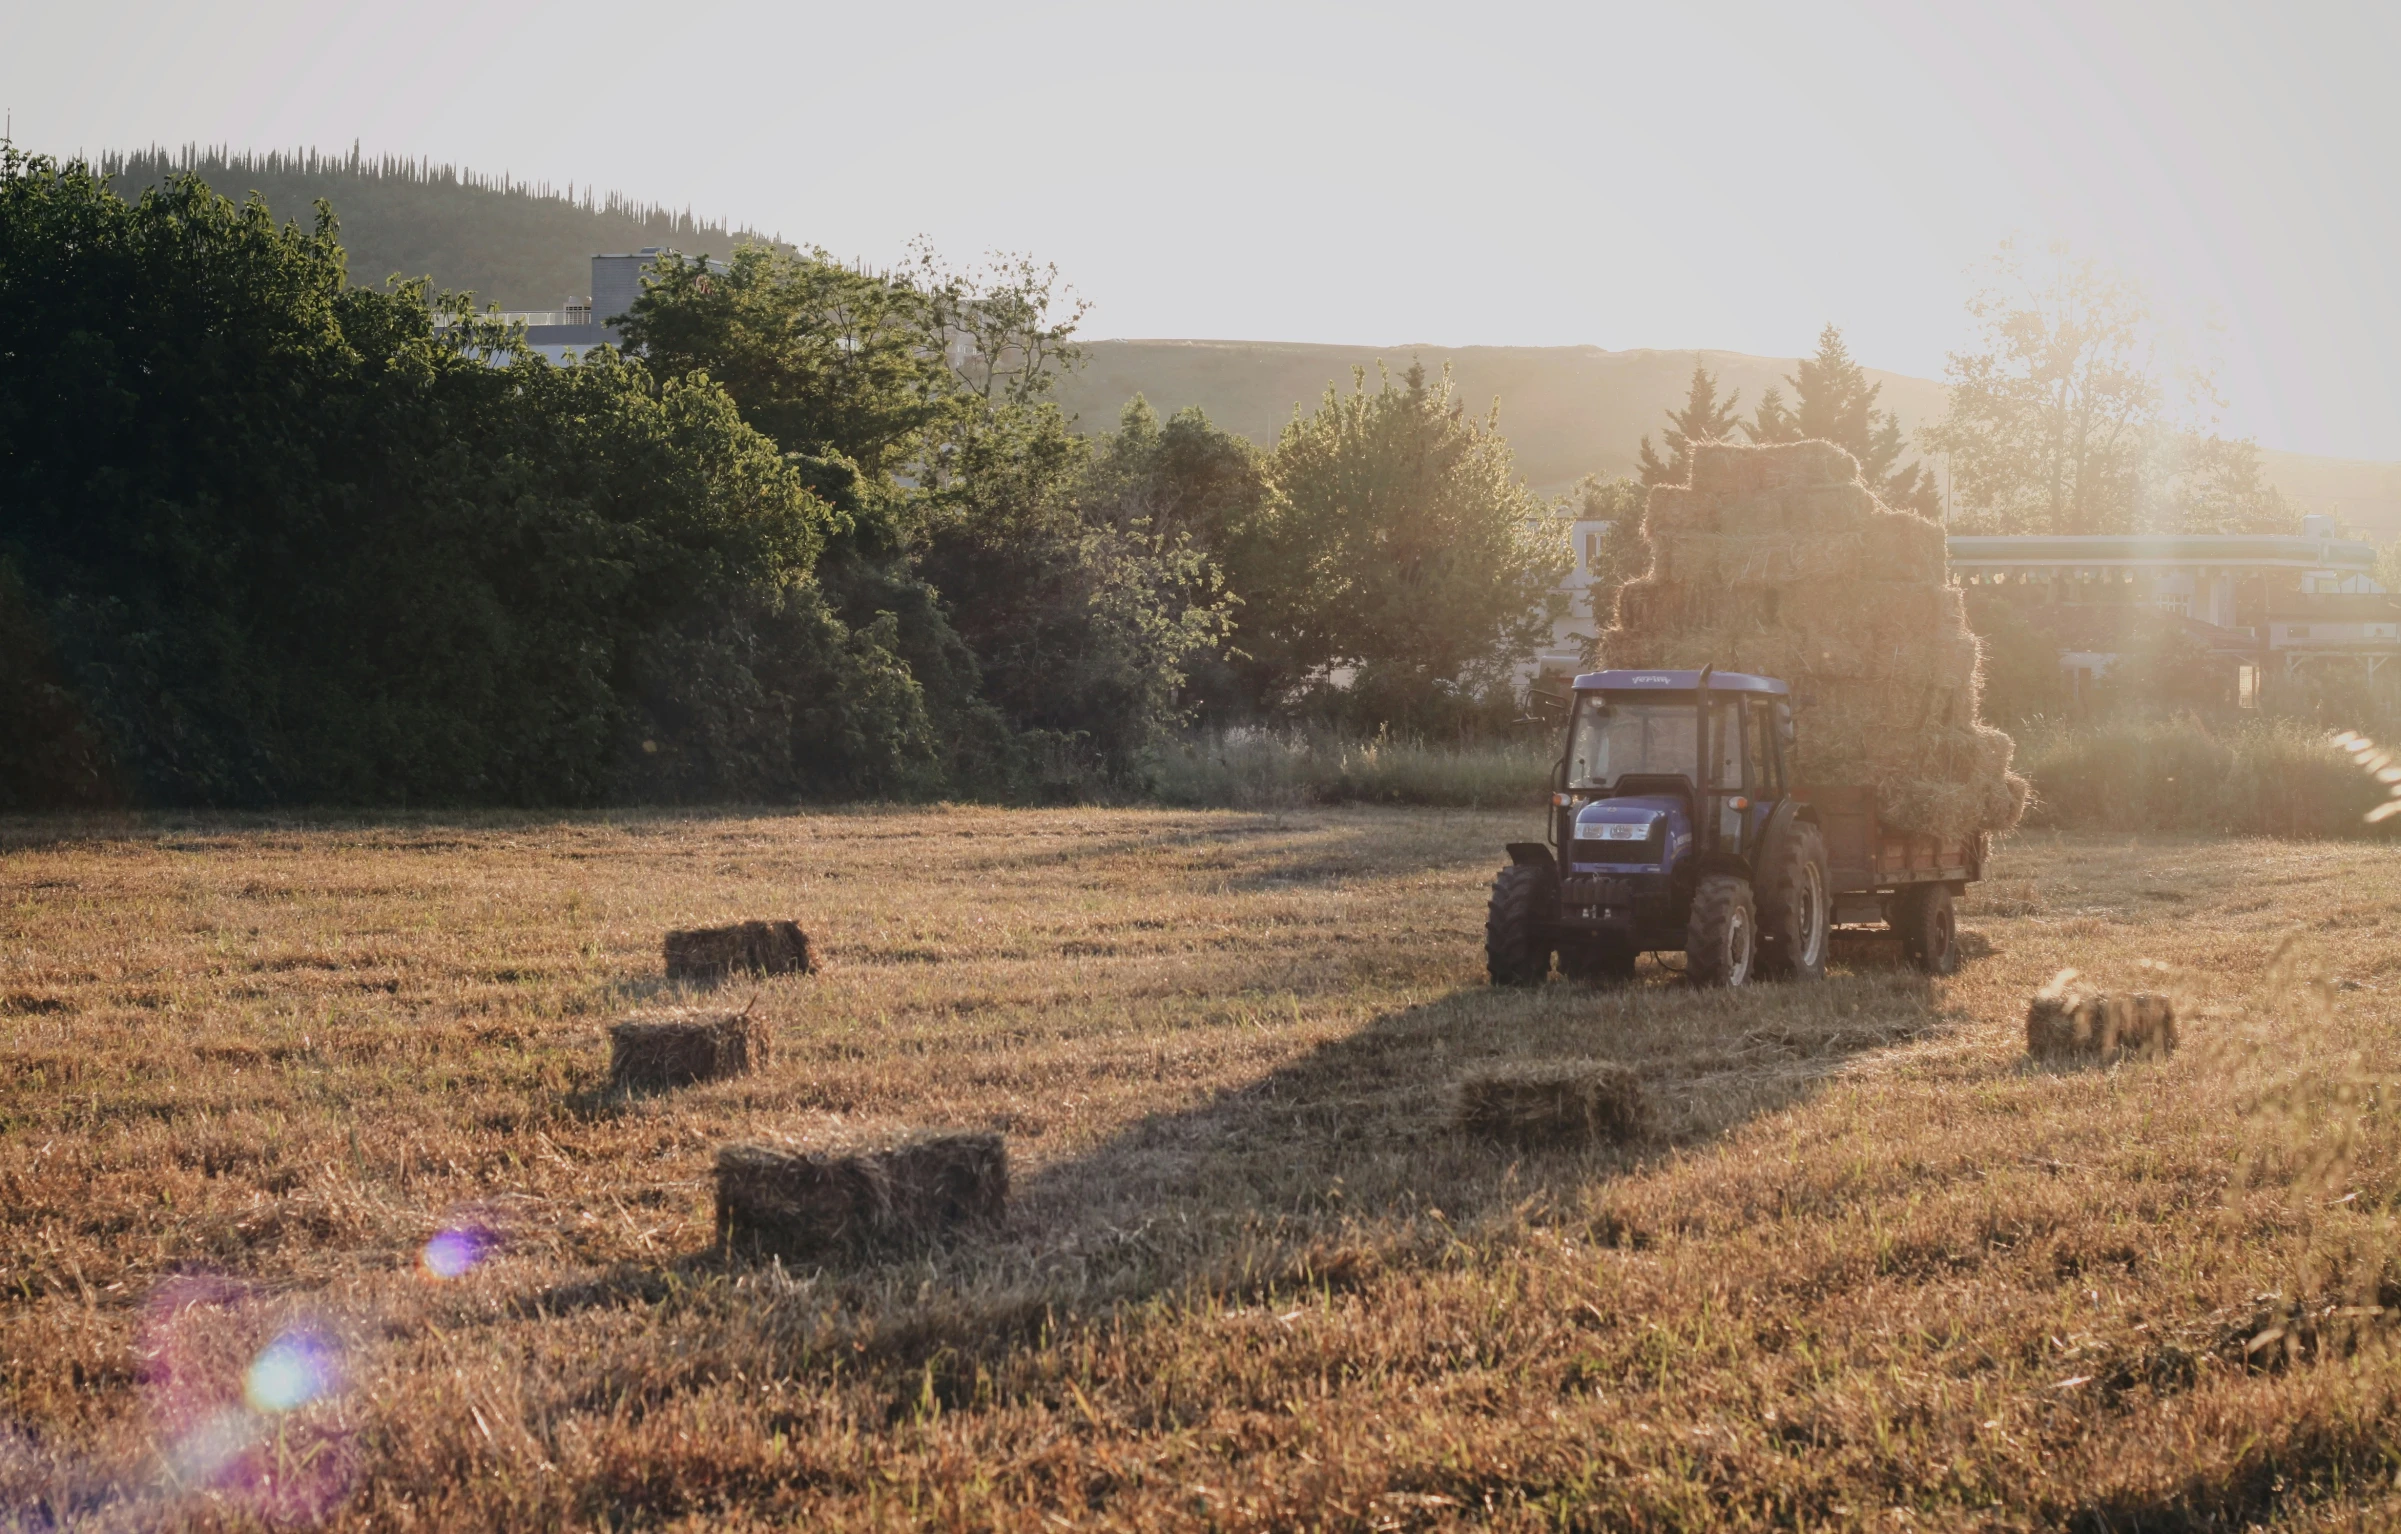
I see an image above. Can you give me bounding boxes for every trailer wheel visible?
[1559,937,1638,985]
[1485,863,1555,986]
[1755,821,1829,981]
[1896,884,1960,975]
[1686,874,1757,987]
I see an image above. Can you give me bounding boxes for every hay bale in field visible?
[608,1010,772,1090]
[1596,440,2026,843]
[714,1132,1009,1258]
[663,920,815,983]
[1454,1061,1649,1148]
[2025,971,2177,1063]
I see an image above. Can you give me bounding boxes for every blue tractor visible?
[1489,666,1981,985]
[1487,667,1829,988]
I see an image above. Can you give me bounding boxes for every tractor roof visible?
[1573,669,1789,696]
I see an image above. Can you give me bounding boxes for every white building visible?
[480,249,723,362]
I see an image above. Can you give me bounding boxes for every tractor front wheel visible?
[1686,874,1757,987]
[1485,863,1555,986]
[1896,884,1960,975]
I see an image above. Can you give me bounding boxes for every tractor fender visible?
[1755,798,1819,873]
[1504,842,1556,874]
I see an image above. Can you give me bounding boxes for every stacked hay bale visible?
[1454,1061,1648,1148]
[664,920,814,983]
[609,1010,773,1090]
[1598,441,2027,843]
[714,1132,1009,1258]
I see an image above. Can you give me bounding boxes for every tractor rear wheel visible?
[1485,863,1555,986]
[1755,820,1830,981]
[1559,937,1638,985]
[1896,884,1960,975]
[1686,874,1757,987]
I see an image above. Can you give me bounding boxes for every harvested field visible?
[2,809,2400,1528]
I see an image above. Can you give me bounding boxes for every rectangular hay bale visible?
[1454,1061,1649,1148]
[2026,987,2177,1063]
[664,920,815,982]
[714,1132,1009,1258]
[608,1011,772,1090]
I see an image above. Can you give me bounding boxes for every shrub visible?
[1145,731,1549,810]
[2018,715,2386,837]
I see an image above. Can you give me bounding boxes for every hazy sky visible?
[8,0,2397,459]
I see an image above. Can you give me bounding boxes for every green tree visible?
[1745,325,1940,514]
[914,400,1233,784]
[618,243,953,484]
[1076,398,1267,722]
[1923,243,2163,535]
[0,148,928,806]
[1570,476,1651,643]
[1244,363,1567,731]
[1636,364,1741,486]
[2141,429,2297,535]
[626,239,1233,786]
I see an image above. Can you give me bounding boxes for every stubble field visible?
[2,807,2398,1530]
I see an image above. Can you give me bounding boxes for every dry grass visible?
[1,809,2399,1529]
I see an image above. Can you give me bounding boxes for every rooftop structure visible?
[472,249,724,363]
[1946,519,2379,627]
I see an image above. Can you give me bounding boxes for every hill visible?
[1055,339,1949,498]
[99,145,776,311]
[85,150,2401,533]
[1055,339,2401,535]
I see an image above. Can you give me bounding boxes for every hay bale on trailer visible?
[1454,1061,1649,1148]
[608,1011,772,1090]
[714,1132,1009,1259]
[663,920,815,983]
[1596,440,2027,843]
[2025,972,2178,1063]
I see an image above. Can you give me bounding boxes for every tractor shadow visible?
[999,953,1963,1274]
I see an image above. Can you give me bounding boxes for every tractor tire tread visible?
[1896,884,1960,976]
[1486,863,1555,986]
[1756,820,1829,982]
[1686,873,1757,988]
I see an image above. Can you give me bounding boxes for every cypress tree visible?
[1636,363,1743,486]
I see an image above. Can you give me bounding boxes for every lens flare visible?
[243,1329,337,1414]
[167,1406,255,1486]
[420,1224,501,1279]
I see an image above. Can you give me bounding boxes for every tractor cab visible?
[1487,667,1828,989]
[1559,669,1792,868]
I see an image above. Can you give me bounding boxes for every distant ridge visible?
[98,144,782,311]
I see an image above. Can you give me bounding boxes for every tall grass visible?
[1144,730,1550,809]
[2018,714,2387,837]
[1144,716,2388,839]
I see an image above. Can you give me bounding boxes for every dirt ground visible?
[2,809,2398,1530]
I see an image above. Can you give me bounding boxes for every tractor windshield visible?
[1565,698,1699,789]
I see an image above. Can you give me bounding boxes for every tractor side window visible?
[1746,700,1774,793]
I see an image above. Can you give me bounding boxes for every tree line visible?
[0,151,1562,808]
[1631,245,2296,539]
